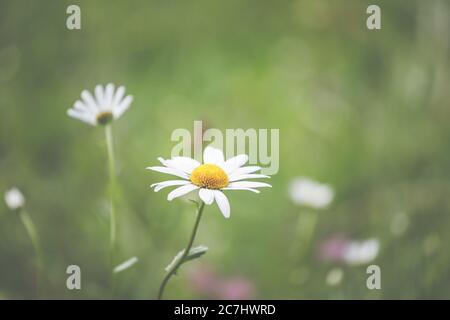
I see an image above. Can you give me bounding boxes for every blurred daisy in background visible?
[288,177,334,209]
[67,83,135,284]
[4,186,42,296]
[4,187,25,210]
[148,146,271,218]
[343,238,379,266]
[67,83,133,126]
[319,236,380,266]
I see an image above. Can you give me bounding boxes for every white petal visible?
[199,189,214,205]
[146,166,189,179]
[113,95,133,119]
[222,187,260,193]
[229,174,270,182]
[151,180,190,192]
[95,85,105,109]
[67,109,96,126]
[112,86,126,107]
[213,190,230,218]
[164,157,200,174]
[73,100,91,113]
[227,181,271,189]
[203,146,224,164]
[104,83,115,108]
[229,166,261,176]
[221,154,248,174]
[81,90,100,111]
[167,184,199,201]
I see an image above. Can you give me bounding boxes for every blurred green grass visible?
[1,0,450,299]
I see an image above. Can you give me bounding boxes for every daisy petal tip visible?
[157,157,167,166]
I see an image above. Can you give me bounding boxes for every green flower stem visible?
[290,210,318,261]
[105,124,117,293]
[18,208,43,298]
[157,201,205,300]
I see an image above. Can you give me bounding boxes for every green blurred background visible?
[1,0,450,299]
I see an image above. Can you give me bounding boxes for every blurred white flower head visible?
[319,236,380,266]
[4,187,25,210]
[148,146,271,218]
[67,83,133,126]
[288,177,334,209]
[326,268,343,286]
[343,238,379,266]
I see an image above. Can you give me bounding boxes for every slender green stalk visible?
[18,209,43,298]
[105,124,117,293]
[290,210,318,260]
[158,202,205,300]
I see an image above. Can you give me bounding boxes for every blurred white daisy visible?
[147,146,271,218]
[343,238,379,266]
[288,177,334,209]
[67,83,133,126]
[4,187,25,210]
[319,236,380,266]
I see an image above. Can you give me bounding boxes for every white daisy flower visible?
[4,187,25,210]
[147,146,272,218]
[67,83,133,126]
[343,238,379,266]
[288,177,334,209]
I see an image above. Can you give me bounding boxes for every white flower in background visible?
[343,238,379,266]
[288,177,334,209]
[4,187,25,210]
[67,83,133,126]
[147,146,271,218]
[326,268,343,286]
[319,236,380,266]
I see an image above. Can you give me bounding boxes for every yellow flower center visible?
[96,111,114,125]
[190,164,229,189]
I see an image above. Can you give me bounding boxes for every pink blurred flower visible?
[318,236,380,266]
[188,266,254,299]
[189,265,220,293]
[215,277,255,300]
[318,236,349,262]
